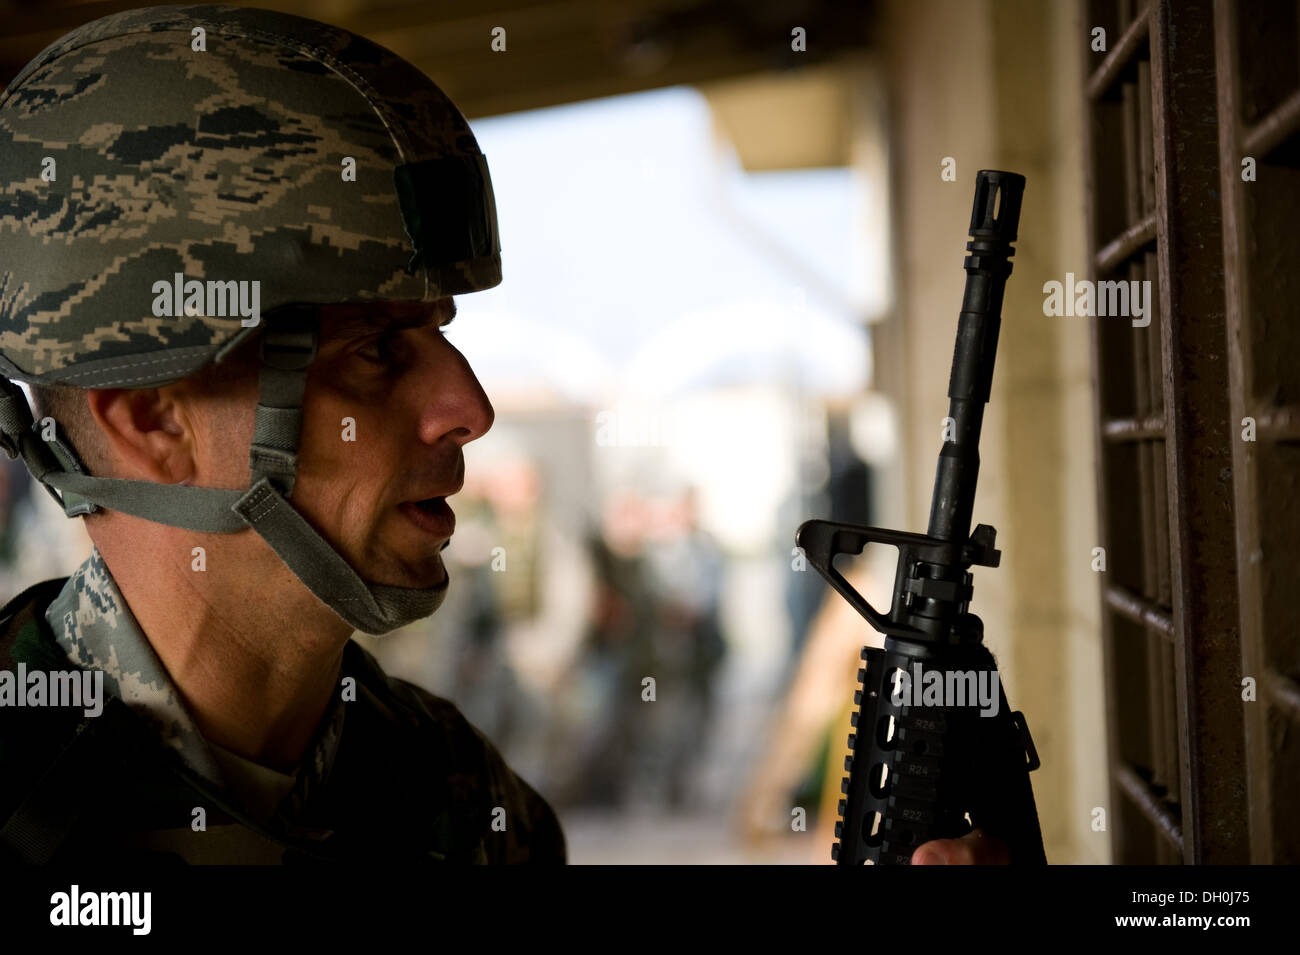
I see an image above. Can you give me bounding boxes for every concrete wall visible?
[875,0,1109,864]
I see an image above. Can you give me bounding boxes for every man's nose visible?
[418,343,494,446]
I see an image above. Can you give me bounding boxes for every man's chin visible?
[364,550,450,591]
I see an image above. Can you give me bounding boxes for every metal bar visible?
[1211,0,1271,866]
[1142,251,1178,864]
[1144,256,1172,610]
[1096,214,1157,274]
[1087,8,1151,101]
[1115,762,1184,848]
[1083,0,1131,865]
[1123,82,1143,224]
[1124,71,1171,810]
[1134,50,1177,864]
[1213,0,1300,865]
[1138,59,1158,215]
[1149,0,1248,864]
[1105,584,1175,639]
[1241,87,1300,162]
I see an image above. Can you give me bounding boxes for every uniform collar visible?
[45,546,347,822]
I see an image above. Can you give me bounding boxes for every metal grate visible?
[1082,0,1249,864]
[1213,0,1300,865]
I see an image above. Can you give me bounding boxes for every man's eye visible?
[357,337,401,365]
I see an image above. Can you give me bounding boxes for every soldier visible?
[0,5,564,863]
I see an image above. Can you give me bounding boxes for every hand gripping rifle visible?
[796,170,1046,865]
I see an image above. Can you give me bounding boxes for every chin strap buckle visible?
[248,316,318,498]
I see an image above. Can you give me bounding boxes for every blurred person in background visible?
[549,490,655,808]
[640,487,726,809]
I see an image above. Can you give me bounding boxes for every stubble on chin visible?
[363,530,450,589]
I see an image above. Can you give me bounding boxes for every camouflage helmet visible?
[0,5,502,634]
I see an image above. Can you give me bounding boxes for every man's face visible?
[297,298,493,589]
[192,298,493,591]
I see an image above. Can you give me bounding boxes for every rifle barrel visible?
[926,170,1025,546]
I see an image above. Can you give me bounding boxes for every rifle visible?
[796,170,1046,865]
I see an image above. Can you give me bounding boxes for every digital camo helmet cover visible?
[0,4,502,634]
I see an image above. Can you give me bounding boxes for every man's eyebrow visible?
[319,300,457,344]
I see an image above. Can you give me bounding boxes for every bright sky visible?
[448,84,878,405]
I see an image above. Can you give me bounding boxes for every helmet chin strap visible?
[0,317,449,636]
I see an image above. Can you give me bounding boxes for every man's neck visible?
[92,529,354,772]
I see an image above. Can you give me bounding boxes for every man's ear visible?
[84,388,195,484]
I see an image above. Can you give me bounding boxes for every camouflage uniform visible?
[0,550,566,864]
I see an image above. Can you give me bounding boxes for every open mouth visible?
[399,496,455,538]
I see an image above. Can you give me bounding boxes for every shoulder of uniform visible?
[342,636,472,732]
[469,722,568,864]
[0,577,72,671]
[340,638,489,780]
[340,638,567,863]
[0,577,142,856]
